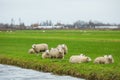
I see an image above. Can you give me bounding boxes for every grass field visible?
[0,30,120,80]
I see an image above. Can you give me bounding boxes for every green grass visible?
[0,30,120,80]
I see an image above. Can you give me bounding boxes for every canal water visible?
[0,64,84,80]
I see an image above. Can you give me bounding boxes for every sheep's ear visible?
[108,55,112,58]
[80,54,85,56]
[51,48,53,49]
[62,44,65,47]
[46,50,49,53]
[32,44,36,48]
[104,55,108,58]
[80,54,83,56]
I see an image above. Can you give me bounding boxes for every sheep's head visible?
[104,55,108,58]
[62,44,65,48]
[44,50,50,56]
[87,57,92,62]
[80,54,83,56]
[58,48,64,54]
[108,55,114,63]
[51,48,54,50]
[46,53,50,56]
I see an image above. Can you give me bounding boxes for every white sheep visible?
[42,50,50,59]
[57,44,68,54]
[94,55,114,64]
[69,55,91,63]
[28,48,35,54]
[32,43,48,53]
[94,57,107,64]
[49,48,64,59]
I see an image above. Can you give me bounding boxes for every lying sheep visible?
[32,43,48,53]
[28,48,35,54]
[69,54,91,63]
[94,56,107,64]
[57,44,68,54]
[94,55,114,64]
[49,48,64,59]
[42,50,50,59]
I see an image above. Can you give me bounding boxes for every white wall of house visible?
[33,26,63,29]
[95,26,118,29]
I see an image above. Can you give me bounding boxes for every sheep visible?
[28,48,35,54]
[32,43,48,53]
[42,50,50,59]
[94,56,107,64]
[69,55,91,63]
[57,44,68,54]
[94,55,114,64]
[49,48,64,59]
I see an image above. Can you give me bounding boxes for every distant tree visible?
[20,23,26,29]
[4,24,9,28]
[89,20,95,28]
[73,20,88,28]
[40,20,53,26]
[49,20,53,26]
[64,24,74,29]
[118,24,120,28]
[55,22,62,26]
[0,23,4,27]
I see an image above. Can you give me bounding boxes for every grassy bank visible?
[0,30,120,80]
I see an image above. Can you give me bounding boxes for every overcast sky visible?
[0,0,120,25]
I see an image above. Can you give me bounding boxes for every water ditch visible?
[0,64,84,80]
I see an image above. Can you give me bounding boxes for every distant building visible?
[95,26,119,29]
[32,26,63,29]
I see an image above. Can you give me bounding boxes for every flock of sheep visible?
[28,43,114,64]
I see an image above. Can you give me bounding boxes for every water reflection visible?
[0,64,84,80]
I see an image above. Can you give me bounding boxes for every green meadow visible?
[0,30,120,80]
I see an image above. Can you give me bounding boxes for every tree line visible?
[0,20,120,30]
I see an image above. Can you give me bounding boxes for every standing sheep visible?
[57,44,68,54]
[42,50,50,59]
[49,48,64,59]
[94,55,114,64]
[32,43,48,53]
[69,55,91,63]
